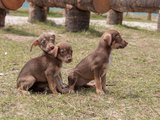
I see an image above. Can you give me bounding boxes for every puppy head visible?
[53,42,73,63]
[30,32,56,53]
[102,30,128,49]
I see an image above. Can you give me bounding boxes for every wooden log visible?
[0,0,24,10]
[0,8,6,27]
[111,0,160,12]
[28,2,47,22]
[65,7,90,32]
[27,0,160,13]
[27,0,110,13]
[106,10,123,25]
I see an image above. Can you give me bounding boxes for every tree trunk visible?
[28,2,47,22]
[0,8,6,27]
[106,10,123,25]
[27,0,110,13]
[65,7,90,32]
[157,10,160,31]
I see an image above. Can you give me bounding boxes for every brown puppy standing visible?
[17,32,73,94]
[68,30,128,95]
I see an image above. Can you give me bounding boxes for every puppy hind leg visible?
[68,74,77,93]
[17,76,36,94]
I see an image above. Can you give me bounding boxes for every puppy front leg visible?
[56,75,69,94]
[58,73,67,88]
[94,70,105,95]
[45,70,58,94]
[101,74,107,93]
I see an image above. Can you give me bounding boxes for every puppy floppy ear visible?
[30,40,40,52]
[103,33,112,46]
[53,46,59,57]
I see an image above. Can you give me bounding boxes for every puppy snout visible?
[49,46,54,50]
[120,40,128,48]
[66,56,72,63]
[123,41,128,47]
[68,58,72,62]
[47,43,55,51]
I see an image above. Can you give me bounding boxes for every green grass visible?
[0,23,160,120]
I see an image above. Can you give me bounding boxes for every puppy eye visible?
[60,50,65,54]
[50,37,55,40]
[41,40,46,45]
[116,35,120,38]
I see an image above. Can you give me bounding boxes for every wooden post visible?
[0,8,6,27]
[28,2,47,22]
[147,12,152,21]
[157,10,160,31]
[106,9,123,25]
[65,7,90,32]
[47,7,49,13]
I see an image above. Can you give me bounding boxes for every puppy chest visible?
[101,63,109,76]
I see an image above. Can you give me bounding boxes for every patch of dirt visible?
[6,15,158,31]
[4,34,36,42]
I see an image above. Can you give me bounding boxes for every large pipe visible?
[0,0,24,10]
[27,0,160,13]
[111,0,160,12]
[27,0,110,13]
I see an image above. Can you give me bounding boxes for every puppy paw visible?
[69,89,75,94]
[17,90,30,96]
[103,88,109,94]
[96,90,105,95]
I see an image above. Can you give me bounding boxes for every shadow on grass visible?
[65,26,103,38]
[3,26,36,36]
[46,20,64,29]
[87,27,103,37]
[36,20,66,33]
[46,20,103,38]
[117,24,141,31]
[120,93,141,99]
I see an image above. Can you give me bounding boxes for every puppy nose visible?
[67,56,72,62]
[50,46,54,50]
[68,58,72,61]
